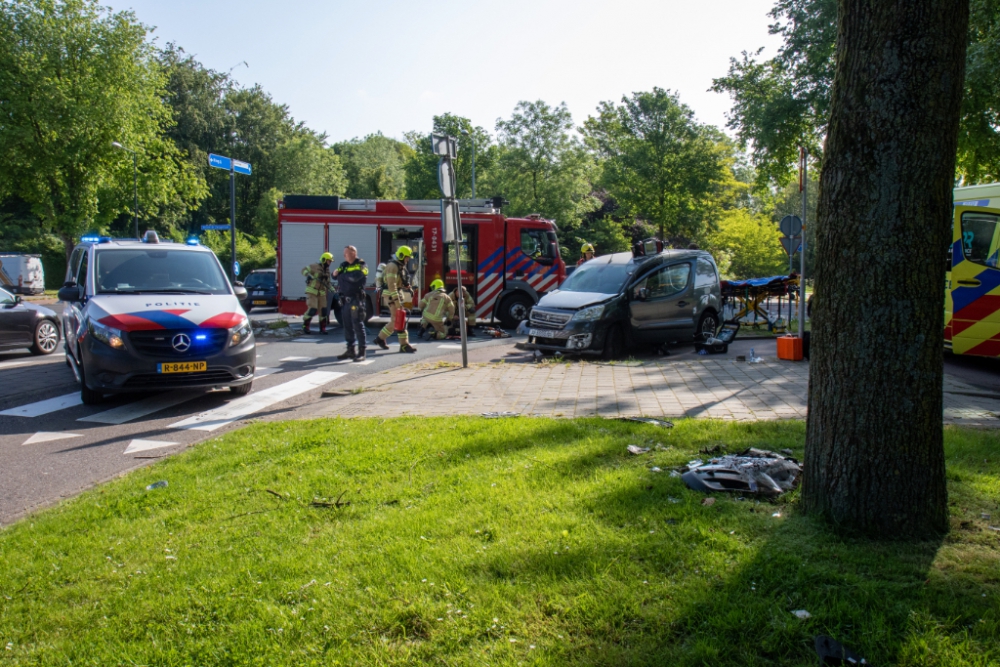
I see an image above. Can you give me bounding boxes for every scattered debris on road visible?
[145,480,167,490]
[627,445,650,455]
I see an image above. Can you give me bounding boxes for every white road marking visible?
[353,359,375,366]
[1,393,82,418]
[78,391,197,425]
[279,356,315,362]
[123,439,181,454]
[292,338,320,343]
[23,431,82,445]
[255,367,281,377]
[437,344,464,349]
[0,361,34,370]
[169,371,346,432]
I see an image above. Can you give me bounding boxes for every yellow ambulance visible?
[946,182,1000,356]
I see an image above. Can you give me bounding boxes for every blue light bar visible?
[80,234,100,243]
[186,235,200,246]
[194,334,207,341]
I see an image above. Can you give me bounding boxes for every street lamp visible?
[112,141,139,239]
[461,129,476,199]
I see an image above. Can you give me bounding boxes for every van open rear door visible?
[949,205,1000,356]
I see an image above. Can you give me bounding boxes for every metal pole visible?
[799,148,808,336]
[132,152,138,240]
[230,167,237,282]
[451,197,469,368]
[470,135,476,199]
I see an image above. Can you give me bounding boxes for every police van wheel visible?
[363,296,375,324]
[230,382,253,396]
[78,361,104,406]
[333,304,344,325]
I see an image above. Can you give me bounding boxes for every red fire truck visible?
[276,195,567,328]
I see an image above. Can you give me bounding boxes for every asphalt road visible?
[0,308,514,525]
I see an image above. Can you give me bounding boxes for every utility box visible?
[777,335,804,361]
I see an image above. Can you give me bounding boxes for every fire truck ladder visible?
[335,199,502,214]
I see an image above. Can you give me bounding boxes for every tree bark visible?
[804,0,968,538]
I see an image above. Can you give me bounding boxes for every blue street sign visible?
[208,153,232,170]
[955,199,990,207]
[233,159,252,176]
[201,224,231,231]
[233,261,241,277]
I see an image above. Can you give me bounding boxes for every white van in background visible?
[0,253,45,295]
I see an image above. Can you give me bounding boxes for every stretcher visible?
[720,274,800,331]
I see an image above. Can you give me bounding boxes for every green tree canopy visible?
[0,0,205,256]
[403,114,495,200]
[491,101,598,231]
[583,88,736,242]
[712,0,1000,183]
[706,208,788,279]
[334,134,412,200]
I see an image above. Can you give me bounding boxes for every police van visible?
[58,232,255,405]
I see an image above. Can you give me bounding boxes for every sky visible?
[104,0,784,144]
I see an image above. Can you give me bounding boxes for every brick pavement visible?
[292,343,1000,427]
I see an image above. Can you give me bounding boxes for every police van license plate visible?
[158,361,207,374]
[253,300,267,305]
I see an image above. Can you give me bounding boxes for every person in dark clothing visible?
[332,245,369,361]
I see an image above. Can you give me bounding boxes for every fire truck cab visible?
[277,196,566,329]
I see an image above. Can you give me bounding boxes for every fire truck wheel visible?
[497,292,533,330]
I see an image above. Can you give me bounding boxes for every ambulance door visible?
[951,206,1000,355]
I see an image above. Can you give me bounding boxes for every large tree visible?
[583,89,737,243]
[492,101,598,230]
[713,0,998,184]
[0,0,204,257]
[403,114,495,201]
[333,134,412,200]
[804,0,968,537]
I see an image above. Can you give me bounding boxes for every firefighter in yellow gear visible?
[418,279,455,340]
[578,243,596,266]
[302,252,334,334]
[449,284,477,330]
[375,246,417,353]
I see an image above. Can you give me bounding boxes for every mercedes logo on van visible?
[171,333,192,353]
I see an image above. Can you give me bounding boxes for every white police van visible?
[59,231,255,405]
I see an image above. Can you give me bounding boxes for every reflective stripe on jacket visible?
[419,289,455,323]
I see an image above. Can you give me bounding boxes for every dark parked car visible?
[521,246,722,359]
[242,268,277,312]
[0,287,61,355]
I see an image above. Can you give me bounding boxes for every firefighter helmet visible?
[430,279,444,290]
[320,252,333,262]
[581,243,595,254]
[395,246,413,260]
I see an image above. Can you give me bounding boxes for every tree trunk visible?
[804,0,968,538]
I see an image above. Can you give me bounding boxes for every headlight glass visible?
[571,305,605,322]
[230,319,252,346]
[89,319,124,349]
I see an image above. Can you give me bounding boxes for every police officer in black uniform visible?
[332,245,369,361]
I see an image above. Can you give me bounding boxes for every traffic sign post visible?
[432,133,468,368]
[208,153,252,282]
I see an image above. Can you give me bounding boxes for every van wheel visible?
[697,311,719,341]
[230,382,253,396]
[497,293,533,329]
[78,361,104,406]
[30,319,60,355]
[602,325,625,361]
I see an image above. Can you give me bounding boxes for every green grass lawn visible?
[1,418,998,666]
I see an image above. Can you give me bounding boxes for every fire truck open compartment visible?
[276,197,568,327]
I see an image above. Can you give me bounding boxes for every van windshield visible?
[96,249,231,295]
[245,272,276,288]
[559,261,631,294]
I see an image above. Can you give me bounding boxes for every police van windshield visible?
[95,249,231,295]
[559,260,631,294]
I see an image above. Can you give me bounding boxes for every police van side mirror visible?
[58,282,82,302]
[233,284,248,300]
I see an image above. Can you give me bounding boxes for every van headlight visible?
[89,319,124,349]
[230,319,252,346]
[571,305,605,322]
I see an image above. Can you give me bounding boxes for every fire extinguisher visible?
[394,306,409,331]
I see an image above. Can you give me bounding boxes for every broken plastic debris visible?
[701,497,716,507]
[146,480,168,490]
[615,417,674,427]
[682,448,801,497]
[481,411,519,418]
[627,445,650,455]
[792,609,811,619]
[814,635,868,665]
[650,467,662,472]
[670,470,682,478]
